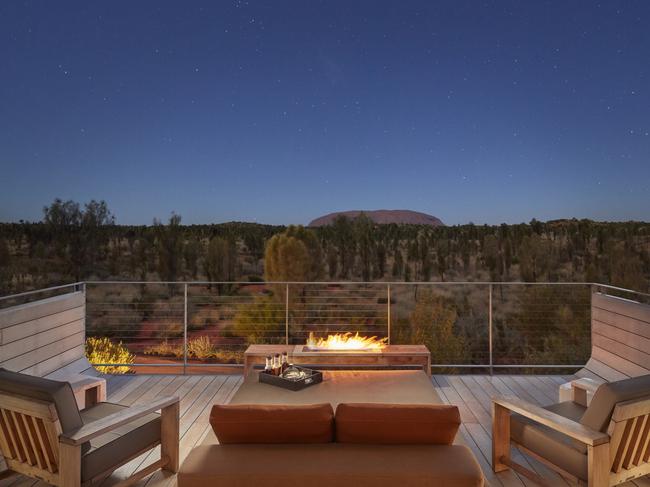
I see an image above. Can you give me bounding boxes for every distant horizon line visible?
[1,216,648,227]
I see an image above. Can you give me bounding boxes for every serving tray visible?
[258,366,323,391]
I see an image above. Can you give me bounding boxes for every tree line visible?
[0,198,649,295]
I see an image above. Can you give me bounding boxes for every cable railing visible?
[3,280,647,374]
[83,280,603,374]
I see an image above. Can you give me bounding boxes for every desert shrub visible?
[85,337,134,374]
[393,290,468,369]
[143,337,244,364]
[143,340,183,358]
[156,320,184,339]
[210,349,244,364]
[189,307,220,330]
[231,296,285,344]
[187,336,213,359]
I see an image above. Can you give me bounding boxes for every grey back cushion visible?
[0,368,83,433]
[581,374,650,432]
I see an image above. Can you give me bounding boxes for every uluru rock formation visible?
[308,210,444,227]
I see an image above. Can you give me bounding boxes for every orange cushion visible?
[210,403,334,444]
[335,403,460,445]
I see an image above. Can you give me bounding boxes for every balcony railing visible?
[2,280,648,375]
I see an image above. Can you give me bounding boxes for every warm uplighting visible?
[306,331,388,351]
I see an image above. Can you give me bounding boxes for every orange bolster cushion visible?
[210,403,334,444]
[335,403,461,444]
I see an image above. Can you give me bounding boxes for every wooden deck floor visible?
[2,373,650,487]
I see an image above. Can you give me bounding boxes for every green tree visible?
[108,239,122,276]
[204,236,237,288]
[460,241,471,274]
[43,198,114,280]
[43,199,82,227]
[283,225,322,280]
[331,215,355,278]
[374,241,387,279]
[264,233,311,282]
[326,244,338,279]
[518,235,538,282]
[154,213,184,285]
[482,234,501,281]
[503,238,513,278]
[0,238,11,294]
[606,243,647,292]
[132,236,154,281]
[436,239,449,281]
[183,238,200,279]
[406,291,467,366]
[392,249,404,278]
[354,214,375,281]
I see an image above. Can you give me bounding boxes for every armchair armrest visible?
[571,377,605,406]
[572,377,604,394]
[493,396,609,446]
[60,396,179,446]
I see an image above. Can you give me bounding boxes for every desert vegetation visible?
[85,337,134,374]
[1,199,648,371]
[1,199,648,295]
[144,337,242,363]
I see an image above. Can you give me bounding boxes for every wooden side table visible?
[68,374,107,409]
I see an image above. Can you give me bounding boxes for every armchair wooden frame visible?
[492,380,650,487]
[0,391,179,487]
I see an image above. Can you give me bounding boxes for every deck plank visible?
[4,372,649,486]
[449,376,571,486]
[102,375,221,486]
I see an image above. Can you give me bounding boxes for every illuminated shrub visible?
[85,337,135,374]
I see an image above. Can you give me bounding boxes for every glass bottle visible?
[281,351,289,373]
[264,356,272,374]
[274,353,281,375]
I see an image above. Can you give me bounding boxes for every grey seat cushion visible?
[511,401,588,480]
[581,374,650,433]
[0,368,83,433]
[80,402,161,482]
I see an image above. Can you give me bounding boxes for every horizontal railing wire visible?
[2,280,648,374]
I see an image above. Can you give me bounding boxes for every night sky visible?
[1,1,649,225]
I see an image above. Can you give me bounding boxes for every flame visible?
[306,332,388,351]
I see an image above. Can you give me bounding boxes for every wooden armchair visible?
[492,374,650,487]
[0,368,179,487]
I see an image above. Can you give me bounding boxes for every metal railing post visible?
[488,283,493,376]
[387,283,391,344]
[285,283,289,345]
[183,283,188,375]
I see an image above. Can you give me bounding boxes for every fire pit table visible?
[243,344,431,377]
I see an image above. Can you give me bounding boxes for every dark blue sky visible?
[1,1,649,225]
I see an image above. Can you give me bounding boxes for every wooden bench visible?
[559,291,650,403]
[0,289,108,477]
[0,290,103,405]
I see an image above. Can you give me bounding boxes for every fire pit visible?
[244,334,431,377]
[304,332,388,352]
